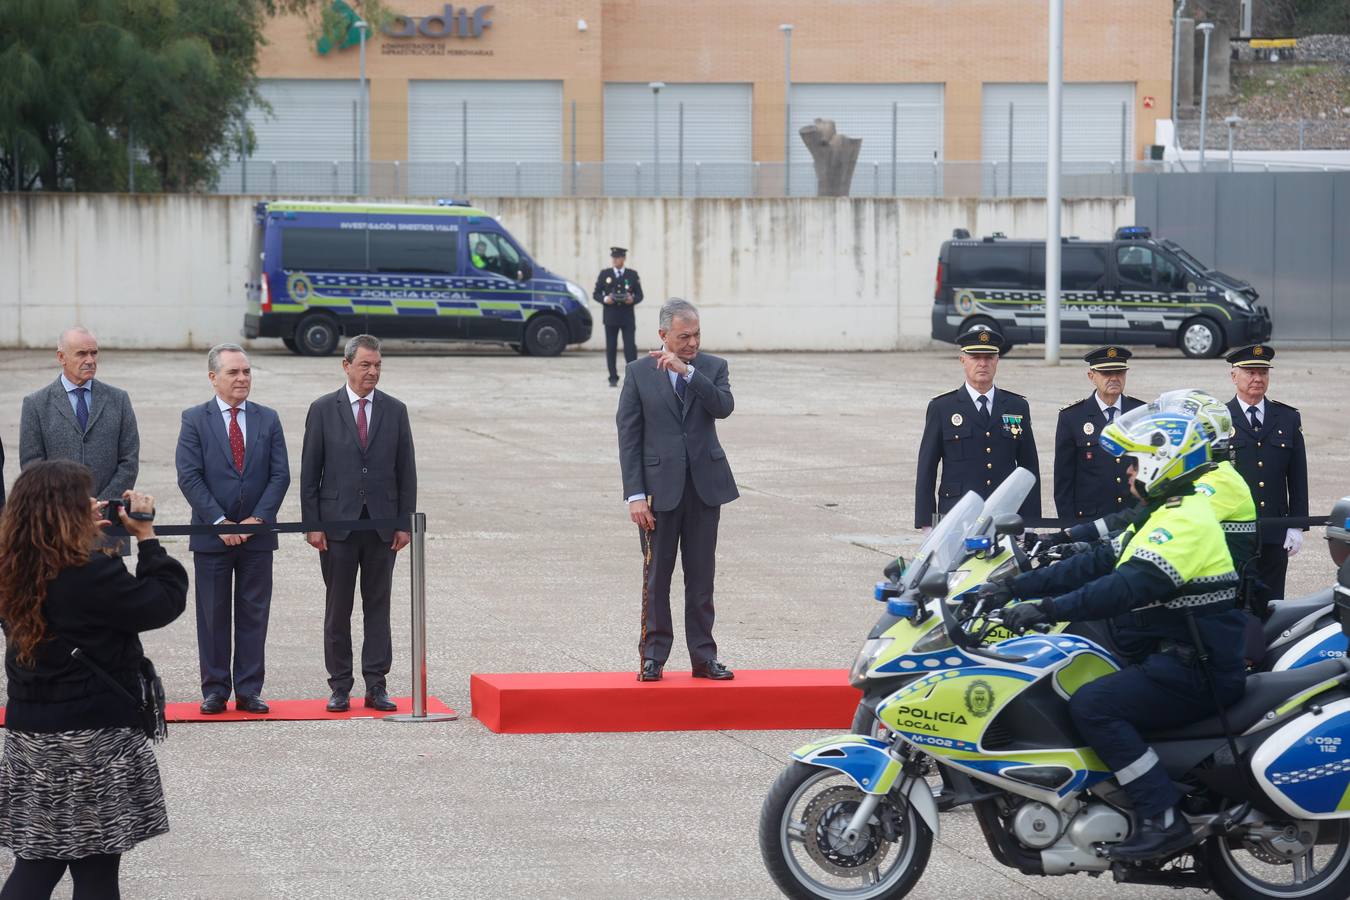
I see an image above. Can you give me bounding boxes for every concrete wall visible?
[0,193,1133,351]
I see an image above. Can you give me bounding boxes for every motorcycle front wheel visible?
[759,762,932,900]
[1206,818,1350,900]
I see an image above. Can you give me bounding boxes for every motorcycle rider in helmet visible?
[997,409,1248,861]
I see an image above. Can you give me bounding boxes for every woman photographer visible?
[0,460,186,900]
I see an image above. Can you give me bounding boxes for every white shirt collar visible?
[215,396,247,414]
[1094,393,1120,414]
[1242,397,1267,418]
[60,373,90,393]
[614,267,624,277]
[345,385,374,406]
[964,383,995,407]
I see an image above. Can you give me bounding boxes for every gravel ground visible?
[0,344,1345,899]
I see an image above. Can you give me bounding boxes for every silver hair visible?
[659,297,699,332]
[56,326,95,351]
[344,333,382,363]
[207,342,248,373]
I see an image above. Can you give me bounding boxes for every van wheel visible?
[1179,317,1223,359]
[523,315,568,357]
[282,337,299,354]
[294,314,341,357]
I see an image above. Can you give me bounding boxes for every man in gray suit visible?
[617,298,738,682]
[176,344,291,715]
[20,328,139,545]
[301,335,416,713]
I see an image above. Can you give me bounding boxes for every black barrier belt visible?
[104,517,411,538]
[1024,515,1329,531]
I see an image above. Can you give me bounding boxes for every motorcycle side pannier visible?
[1251,695,1350,820]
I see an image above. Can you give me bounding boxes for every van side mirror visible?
[918,568,949,601]
[992,514,1024,537]
[518,261,533,282]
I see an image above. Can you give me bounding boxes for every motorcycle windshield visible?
[969,467,1036,540]
[905,492,984,590]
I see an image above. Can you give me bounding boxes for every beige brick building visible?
[245,0,1172,192]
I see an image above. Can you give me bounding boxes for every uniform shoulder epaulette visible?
[933,388,962,401]
[1268,399,1299,413]
[999,388,1026,400]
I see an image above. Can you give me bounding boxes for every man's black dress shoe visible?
[638,659,663,682]
[608,375,620,387]
[199,695,227,715]
[692,660,735,680]
[326,691,350,713]
[364,689,398,712]
[235,695,270,714]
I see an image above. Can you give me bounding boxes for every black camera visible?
[102,498,126,521]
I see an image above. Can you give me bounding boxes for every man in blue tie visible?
[19,327,140,547]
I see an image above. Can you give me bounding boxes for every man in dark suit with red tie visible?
[302,335,417,713]
[176,344,291,715]
[1225,344,1308,612]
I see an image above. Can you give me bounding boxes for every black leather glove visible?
[1001,599,1057,633]
[1022,529,1069,552]
[976,581,1014,608]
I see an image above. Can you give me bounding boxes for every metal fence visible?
[1174,119,1350,151]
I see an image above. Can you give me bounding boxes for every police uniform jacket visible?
[914,386,1040,528]
[1225,398,1308,544]
[1053,394,1144,523]
[1012,490,1247,677]
[592,267,643,326]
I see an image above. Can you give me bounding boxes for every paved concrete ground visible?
[0,344,1345,899]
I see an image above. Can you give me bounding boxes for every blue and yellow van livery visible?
[244,200,592,356]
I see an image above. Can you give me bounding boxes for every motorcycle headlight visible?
[947,569,972,592]
[987,558,1019,582]
[912,622,953,653]
[565,280,587,305]
[1224,288,1253,312]
[849,637,895,686]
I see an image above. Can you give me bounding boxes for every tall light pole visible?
[1171,0,1187,144]
[356,19,369,195]
[780,24,794,196]
[1045,0,1064,365]
[649,82,664,196]
[1197,22,1214,171]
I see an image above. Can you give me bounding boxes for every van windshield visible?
[1162,241,1210,276]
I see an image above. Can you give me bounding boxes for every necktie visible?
[977,395,990,422]
[1105,406,1116,423]
[228,407,245,472]
[1249,406,1261,431]
[73,388,89,431]
[675,374,688,404]
[357,398,369,450]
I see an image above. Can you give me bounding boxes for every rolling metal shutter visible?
[223,79,364,194]
[786,83,944,196]
[407,80,563,196]
[981,83,1135,195]
[603,83,752,196]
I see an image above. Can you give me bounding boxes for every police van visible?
[930,226,1272,359]
[243,200,593,356]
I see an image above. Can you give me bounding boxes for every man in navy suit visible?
[176,343,291,715]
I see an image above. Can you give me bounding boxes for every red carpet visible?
[471,669,859,734]
[0,696,456,727]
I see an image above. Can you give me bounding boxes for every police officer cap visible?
[1327,496,1350,546]
[610,246,628,258]
[1226,343,1274,368]
[1084,345,1131,371]
[956,325,1004,355]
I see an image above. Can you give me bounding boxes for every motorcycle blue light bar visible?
[965,536,993,553]
[887,597,918,618]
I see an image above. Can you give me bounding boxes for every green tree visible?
[0,0,384,192]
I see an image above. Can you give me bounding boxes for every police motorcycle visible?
[849,467,1043,739]
[759,492,1350,900]
[1261,499,1350,672]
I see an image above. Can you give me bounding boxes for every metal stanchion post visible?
[387,513,456,723]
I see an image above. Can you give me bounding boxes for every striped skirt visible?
[0,727,168,860]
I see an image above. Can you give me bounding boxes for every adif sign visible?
[385,5,494,39]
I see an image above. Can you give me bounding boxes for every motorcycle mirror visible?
[917,568,949,601]
[992,514,1025,538]
[883,557,906,581]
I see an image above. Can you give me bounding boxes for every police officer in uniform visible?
[1224,344,1308,607]
[1053,346,1144,524]
[999,410,1246,861]
[592,246,644,387]
[914,325,1040,529]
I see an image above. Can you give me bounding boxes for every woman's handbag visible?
[69,647,169,744]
